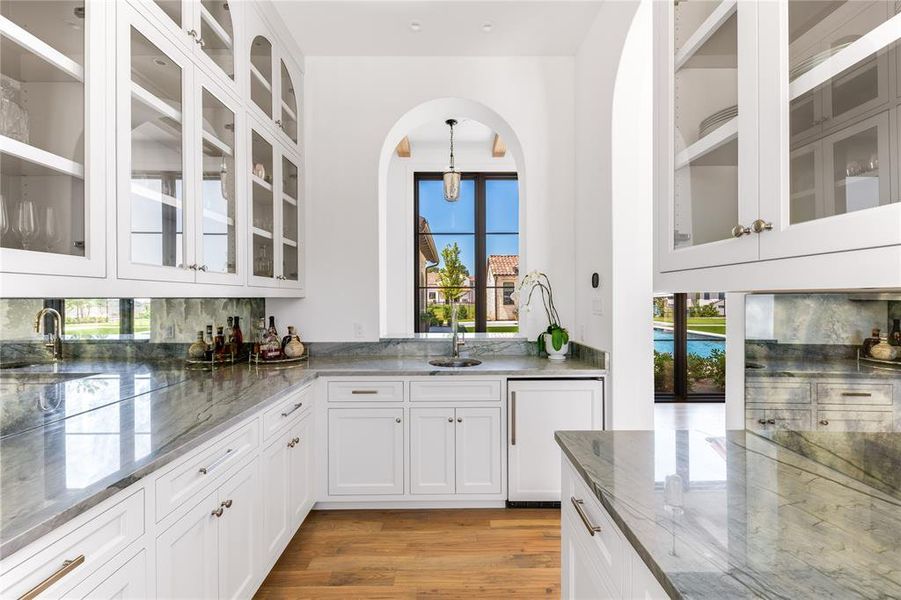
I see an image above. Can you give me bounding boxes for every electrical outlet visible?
[353,322,364,339]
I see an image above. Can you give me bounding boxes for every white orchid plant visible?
[511,270,569,353]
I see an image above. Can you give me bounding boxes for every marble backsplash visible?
[746,293,901,346]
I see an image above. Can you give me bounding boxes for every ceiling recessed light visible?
[410,21,422,33]
[481,22,494,33]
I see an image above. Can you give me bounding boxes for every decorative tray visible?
[185,352,247,369]
[248,352,309,368]
[857,349,901,370]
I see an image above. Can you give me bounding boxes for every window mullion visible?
[475,174,487,332]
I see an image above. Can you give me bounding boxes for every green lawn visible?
[66,318,151,337]
[655,316,725,335]
[486,325,520,333]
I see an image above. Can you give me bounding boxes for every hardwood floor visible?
[255,508,561,599]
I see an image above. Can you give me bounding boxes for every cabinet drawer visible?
[262,385,312,441]
[155,422,258,522]
[769,408,812,431]
[816,382,893,406]
[1,490,144,600]
[328,381,404,402]
[562,461,625,595]
[816,410,894,432]
[746,381,812,404]
[410,380,501,402]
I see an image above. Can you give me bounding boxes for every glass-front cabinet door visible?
[758,1,901,259]
[196,76,242,285]
[657,0,759,271]
[278,60,299,144]
[280,154,302,287]
[249,121,276,286]
[0,0,105,277]
[118,7,195,282]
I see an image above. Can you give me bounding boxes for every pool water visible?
[654,328,724,358]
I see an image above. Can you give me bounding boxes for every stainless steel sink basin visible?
[428,358,482,368]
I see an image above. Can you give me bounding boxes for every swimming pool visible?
[654,328,724,358]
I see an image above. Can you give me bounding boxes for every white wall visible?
[269,56,575,342]
[384,140,516,337]
[573,0,655,429]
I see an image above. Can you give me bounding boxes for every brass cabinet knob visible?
[731,224,751,238]
[395,417,402,423]
[751,219,773,233]
[766,418,776,424]
[221,499,233,509]
[457,417,463,423]
[819,419,829,426]
[211,506,224,518]
[757,418,767,425]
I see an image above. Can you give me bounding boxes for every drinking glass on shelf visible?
[0,194,8,237]
[43,206,61,252]
[15,200,37,250]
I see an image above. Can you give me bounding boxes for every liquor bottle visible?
[890,319,901,346]
[863,328,881,357]
[232,316,244,350]
[265,316,282,359]
[254,317,267,357]
[282,326,305,358]
[188,331,206,359]
[226,317,235,355]
[205,325,215,359]
[215,326,226,355]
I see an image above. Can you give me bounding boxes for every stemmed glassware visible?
[15,200,37,250]
[43,206,61,252]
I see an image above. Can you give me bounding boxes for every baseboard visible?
[506,500,561,508]
[314,500,508,510]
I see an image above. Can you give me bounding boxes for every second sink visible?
[428,358,483,368]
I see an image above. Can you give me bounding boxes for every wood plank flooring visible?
[254,508,561,599]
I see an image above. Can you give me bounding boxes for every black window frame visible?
[655,293,725,403]
[413,171,518,333]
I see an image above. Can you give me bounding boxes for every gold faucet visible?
[34,307,63,360]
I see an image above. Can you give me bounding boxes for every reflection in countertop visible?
[745,358,901,379]
[556,429,901,599]
[0,354,605,559]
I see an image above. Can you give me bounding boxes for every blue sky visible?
[419,178,519,276]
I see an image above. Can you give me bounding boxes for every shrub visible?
[653,351,674,392]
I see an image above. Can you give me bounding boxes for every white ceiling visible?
[407,119,495,144]
[272,1,605,56]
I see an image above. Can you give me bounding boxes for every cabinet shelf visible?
[674,116,737,170]
[132,82,182,123]
[282,194,297,206]
[252,226,273,239]
[789,12,901,101]
[131,182,182,209]
[202,130,233,157]
[674,0,737,71]
[0,134,84,179]
[280,100,297,122]
[0,15,84,83]
[199,5,232,49]
[282,238,297,248]
[251,172,273,191]
[249,63,272,92]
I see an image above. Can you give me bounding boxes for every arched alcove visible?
[377,98,528,338]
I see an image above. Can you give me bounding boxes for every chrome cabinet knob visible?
[457,417,463,423]
[731,224,751,238]
[221,499,233,509]
[395,417,402,423]
[757,418,767,425]
[751,219,773,233]
[447,417,454,423]
[211,506,224,518]
[819,419,829,426]
[198,265,207,272]
[766,418,776,424]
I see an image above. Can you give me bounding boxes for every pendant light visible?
[443,119,461,202]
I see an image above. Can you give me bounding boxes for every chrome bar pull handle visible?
[351,390,378,395]
[281,402,303,417]
[199,448,233,475]
[841,392,872,397]
[570,497,601,536]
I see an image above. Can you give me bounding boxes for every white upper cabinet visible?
[758,0,901,259]
[135,0,241,94]
[656,0,901,272]
[0,0,106,277]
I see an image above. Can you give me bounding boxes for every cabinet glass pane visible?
[0,1,86,256]
[282,243,298,282]
[251,130,273,278]
[129,28,184,268]
[153,1,182,28]
[280,61,298,142]
[673,2,738,248]
[200,89,235,274]
[250,36,272,118]
[789,50,897,224]
[200,0,234,81]
[282,156,298,243]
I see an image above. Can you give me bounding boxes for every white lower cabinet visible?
[409,407,502,495]
[561,459,668,600]
[156,458,259,600]
[67,549,147,600]
[328,408,405,495]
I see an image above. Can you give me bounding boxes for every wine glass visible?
[43,206,61,252]
[15,200,37,251]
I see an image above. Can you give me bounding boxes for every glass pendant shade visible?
[443,170,461,202]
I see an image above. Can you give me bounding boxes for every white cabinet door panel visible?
[328,408,404,495]
[155,490,219,600]
[289,415,315,525]
[508,380,603,501]
[261,432,291,561]
[455,407,501,495]
[69,549,146,600]
[410,408,456,495]
[217,460,260,600]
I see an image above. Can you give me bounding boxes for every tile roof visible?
[487,255,519,277]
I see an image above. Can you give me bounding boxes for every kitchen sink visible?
[428,358,483,368]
